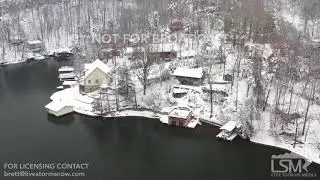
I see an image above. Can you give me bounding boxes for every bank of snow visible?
[49,86,164,119]
[249,86,320,165]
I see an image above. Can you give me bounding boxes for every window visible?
[179,121,184,126]
[96,79,99,83]
[88,80,91,84]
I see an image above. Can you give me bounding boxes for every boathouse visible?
[45,100,73,117]
[168,107,193,127]
[216,121,240,141]
[173,67,204,85]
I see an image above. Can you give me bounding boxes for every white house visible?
[80,59,113,93]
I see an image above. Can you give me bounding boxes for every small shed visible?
[168,107,192,127]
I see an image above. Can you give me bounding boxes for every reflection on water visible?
[47,114,75,126]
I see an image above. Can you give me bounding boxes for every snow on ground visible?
[251,111,320,165]
[250,85,320,164]
[48,45,320,165]
[49,86,163,119]
[280,0,320,40]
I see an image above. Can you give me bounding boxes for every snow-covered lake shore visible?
[48,86,320,165]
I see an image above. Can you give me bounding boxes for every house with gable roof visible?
[79,59,113,93]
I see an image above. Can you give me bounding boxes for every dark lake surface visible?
[0,61,319,180]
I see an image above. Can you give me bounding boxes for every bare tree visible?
[134,45,156,95]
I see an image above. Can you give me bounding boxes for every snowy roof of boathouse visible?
[220,121,237,132]
[168,108,192,119]
[62,81,77,86]
[45,100,72,112]
[173,67,204,79]
[84,59,112,79]
[27,40,43,45]
[59,66,74,72]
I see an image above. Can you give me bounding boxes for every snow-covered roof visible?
[220,121,237,132]
[84,63,91,71]
[59,73,76,79]
[56,48,72,54]
[169,108,191,119]
[27,40,43,45]
[59,66,74,72]
[45,100,72,112]
[202,84,230,92]
[173,85,202,93]
[173,67,204,79]
[62,81,77,86]
[84,59,112,79]
[172,87,189,94]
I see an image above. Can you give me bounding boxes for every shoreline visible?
[0,59,27,66]
[0,48,73,66]
[71,107,320,166]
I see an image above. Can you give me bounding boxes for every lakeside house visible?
[79,59,113,93]
[149,44,178,60]
[168,107,193,127]
[173,67,204,85]
[129,44,178,61]
[26,40,45,53]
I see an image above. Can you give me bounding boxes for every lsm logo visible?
[271,152,317,178]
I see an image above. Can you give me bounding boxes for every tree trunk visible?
[210,84,213,117]
[293,117,298,148]
[263,88,270,111]
[302,82,315,135]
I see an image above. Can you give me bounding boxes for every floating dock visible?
[59,72,76,81]
[58,66,74,73]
